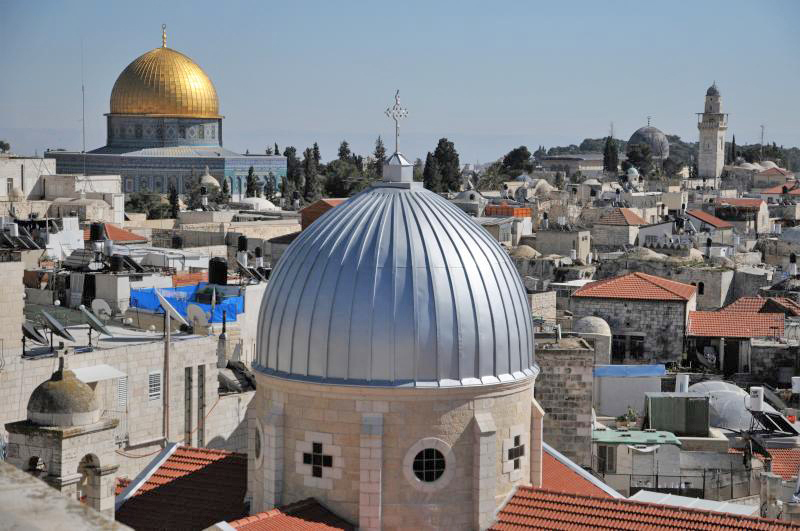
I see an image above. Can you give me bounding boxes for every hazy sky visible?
[1,0,798,163]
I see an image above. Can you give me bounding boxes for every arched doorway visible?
[77,454,101,508]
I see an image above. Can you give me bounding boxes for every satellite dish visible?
[40,310,75,343]
[22,321,48,345]
[156,289,190,328]
[79,305,113,338]
[91,299,113,321]
[187,304,210,329]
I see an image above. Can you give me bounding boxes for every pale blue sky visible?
[1,0,798,163]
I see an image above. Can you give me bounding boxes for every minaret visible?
[697,82,728,179]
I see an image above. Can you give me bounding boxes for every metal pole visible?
[163,312,170,443]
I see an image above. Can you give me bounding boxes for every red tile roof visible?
[722,296,800,316]
[686,209,733,229]
[115,446,248,531]
[82,223,147,243]
[766,448,800,480]
[490,487,800,530]
[229,499,355,530]
[688,311,784,338]
[760,167,794,177]
[572,272,696,302]
[762,181,800,195]
[542,451,613,498]
[714,197,765,208]
[596,207,648,226]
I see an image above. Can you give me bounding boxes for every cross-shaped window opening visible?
[508,435,525,470]
[303,442,333,478]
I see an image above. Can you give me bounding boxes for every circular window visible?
[412,448,445,482]
[403,437,456,492]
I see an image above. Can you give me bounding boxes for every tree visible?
[603,136,619,173]
[264,171,276,202]
[312,142,321,165]
[554,171,565,190]
[370,136,386,178]
[533,145,547,159]
[324,159,360,197]
[502,146,532,175]
[433,138,460,191]
[218,178,231,203]
[413,157,424,182]
[302,147,321,202]
[265,146,273,155]
[283,146,303,193]
[245,166,259,197]
[274,143,280,156]
[168,185,180,218]
[423,152,442,192]
[626,143,653,175]
[126,191,169,219]
[729,134,737,164]
[0,140,9,153]
[338,141,351,162]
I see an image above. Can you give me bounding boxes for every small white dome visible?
[626,167,640,178]
[574,316,611,336]
[761,160,778,169]
[739,162,756,170]
[237,197,277,211]
[750,163,764,171]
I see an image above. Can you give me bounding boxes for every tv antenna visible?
[760,125,765,160]
[81,36,86,176]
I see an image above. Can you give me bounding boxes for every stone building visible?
[712,198,770,235]
[591,207,648,248]
[47,27,286,197]
[249,139,543,530]
[534,224,591,264]
[534,336,594,468]
[571,272,696,363]
[697,83,728,179]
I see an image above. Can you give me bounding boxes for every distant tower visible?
[697,82,728,178]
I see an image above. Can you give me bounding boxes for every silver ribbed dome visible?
[628,126,670,160]
[256,182,536,387]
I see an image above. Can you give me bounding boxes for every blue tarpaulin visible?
[130,283,243,323]
[593,364,666,378]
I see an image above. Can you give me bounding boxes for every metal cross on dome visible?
[385,90,408,154]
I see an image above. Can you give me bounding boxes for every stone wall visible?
[249,373,541,531]
[535,340,594,467]
[529,291,556,322]
[0,258,24,358]
[591,224,638,248]
[570,296,692,363]
[0,333,250,480]
[750,341,799,385]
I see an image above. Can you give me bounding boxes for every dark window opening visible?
[304,442,333,479]
[412,448,445,482]
[507,435,526,470]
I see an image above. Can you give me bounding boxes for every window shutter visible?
[148,371,162,401]
[117,376,128,409]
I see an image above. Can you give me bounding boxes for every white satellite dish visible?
[187,304,210,328]
[91,299,113,321]
[156,289,190,328]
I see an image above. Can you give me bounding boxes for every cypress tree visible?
[423,152,442,192]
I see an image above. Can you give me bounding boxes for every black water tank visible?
[89,222,105,241]
[110,255,124,272]
[209,257,228,285]
[237,235,248,252]
[172,235,184,249]
[254,246,263,258]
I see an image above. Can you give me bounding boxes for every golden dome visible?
[110,37,220,118]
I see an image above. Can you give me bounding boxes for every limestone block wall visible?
[0,334,248,481]
[249,373,538,531]
[536,348,594,467]
[529,291,556,322]
[0,259,24,358]
[591,224,638,248]
[570,297,689,362]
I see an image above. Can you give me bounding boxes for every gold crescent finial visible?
[162,24,167,47]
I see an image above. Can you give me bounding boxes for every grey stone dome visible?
[573,316,611,336]
[27,367,101,427]
[256,181,536,387]
[628,126,670,160]
[706,83,720,97]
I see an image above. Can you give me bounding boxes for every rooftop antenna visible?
[81,36,86,176]
[647,116,652,127]
[385,90,408,154]
[760,124,765,160]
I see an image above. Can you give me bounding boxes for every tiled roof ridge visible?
[508,487,799,528]
[632,272,694,300]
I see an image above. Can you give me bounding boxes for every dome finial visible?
[385,89,408,155]
[162,24,167,47]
